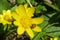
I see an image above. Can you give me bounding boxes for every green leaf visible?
[40,20,49,29]
[0,0,10,13]
[54,0,60,8]
[43,15,49,21]
[17,0,25,4]
[0,23,4,34]
[32,32,46,40]
[44,2,59,11]
[30,0,38,6]
[47,12,56,17]
[11,5,17,11]
[45,26,60,37]
[36,5,47,13]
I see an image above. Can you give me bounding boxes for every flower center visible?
[4,15,12,22]
[20,16,33,28]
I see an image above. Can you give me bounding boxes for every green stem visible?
[26,0,33,7]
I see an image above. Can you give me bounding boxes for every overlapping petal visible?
[16,5,26,17]
[12,12,20,20]
[17,26,25,35]
[26,28,34,38]
[32,26,42,32]
[32,17,44,24]
[3,10,11,16]
[14,21,20,26]
[26,7,35,17]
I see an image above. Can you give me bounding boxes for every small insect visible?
[31,24,36,29]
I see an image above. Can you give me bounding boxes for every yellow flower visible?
[0,10,12,25]
[50,38,53,40]
[12,4,44,38]
[50,37,58,40]
[54,37,58,40]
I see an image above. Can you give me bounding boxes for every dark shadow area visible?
[17,32,30,40]
[49,12,60,27]
[0,23,5,40]
[33,0,57,18]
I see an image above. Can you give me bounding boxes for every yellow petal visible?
[0,15,6,25]
[24,4,28,9]
[16,5,26,16]
[7,10,11,14]
[17,27,25,35]
[32,17,44,24]
[2,20,7,25]
[26,7,35,17]
[12,12,19,20]
[24,4,35,17]
[3,10,11,15]
[3,10,7,15]
[14,21,20,26]
[0,14,3,20]
[0,19,2,23]
[26,28,34,38]
[32,26,42,32]
[1,20,11,25]
[54,37,58,40]
[50,38,53,40]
